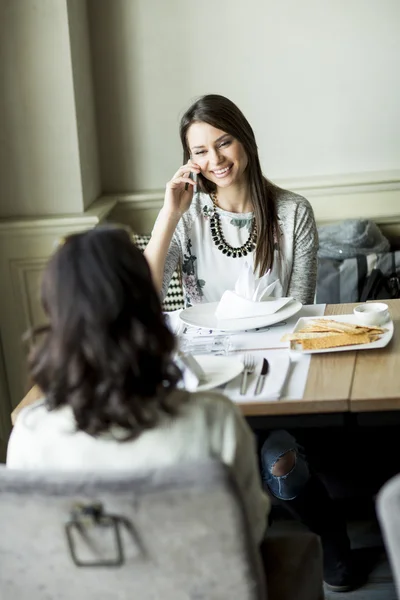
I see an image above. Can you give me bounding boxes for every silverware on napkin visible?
[255,358,270,396]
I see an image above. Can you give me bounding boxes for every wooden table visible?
[11,300,400,424]
[241,299,400,416]
[349,298,400,412]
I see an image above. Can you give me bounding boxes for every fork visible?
[240,354,256,395]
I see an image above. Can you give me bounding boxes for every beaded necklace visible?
[209,192,257,258]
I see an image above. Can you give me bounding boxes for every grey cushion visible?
[377,474,400,598]
[318,219,390,260]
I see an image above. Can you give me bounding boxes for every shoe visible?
[323,560,356,592]
[322,539,357,592]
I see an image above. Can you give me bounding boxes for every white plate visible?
[287,314,394,354]
[193,355,244,392]
[179,300,303,332]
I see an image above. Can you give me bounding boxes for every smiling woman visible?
[144,94,318,307]
[142,97,359,591]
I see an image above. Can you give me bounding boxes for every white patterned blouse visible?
[159,187,318,307]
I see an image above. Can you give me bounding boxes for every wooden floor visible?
[272,518,397,599]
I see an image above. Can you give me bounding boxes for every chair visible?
[0,461,323,599]
[377,473,400,598]
[132,233,184,311]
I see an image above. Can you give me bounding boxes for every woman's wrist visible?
[159,205,183,223]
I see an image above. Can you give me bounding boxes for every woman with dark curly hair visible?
[6,226,269,547]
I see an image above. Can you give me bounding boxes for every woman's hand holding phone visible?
[164,161,200,217]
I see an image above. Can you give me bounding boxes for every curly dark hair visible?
[28,225,183,440]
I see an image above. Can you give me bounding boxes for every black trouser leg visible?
[273,473,357,591]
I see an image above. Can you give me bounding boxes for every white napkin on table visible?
[175,352,206,392]
[224,354,291,402]
[215,262,292,320]
[164,309,184,335]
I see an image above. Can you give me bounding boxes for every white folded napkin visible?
[164,309,184,335]
[235,262,279,301]
[224,354,291,402]
[215,262,291,320]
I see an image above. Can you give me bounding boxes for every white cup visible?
[353,303,389,326]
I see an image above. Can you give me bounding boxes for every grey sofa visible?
[0,460,323,599]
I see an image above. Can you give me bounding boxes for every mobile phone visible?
[184,170,197,192]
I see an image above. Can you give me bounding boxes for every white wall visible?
[88,0,400,193]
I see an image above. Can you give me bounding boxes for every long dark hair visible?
[180,94,280,276]
[28,225,183,440]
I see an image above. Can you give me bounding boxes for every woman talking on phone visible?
[145,95,359,592]
[145,94,317,307]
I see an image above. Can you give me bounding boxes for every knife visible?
[254,358,270,396]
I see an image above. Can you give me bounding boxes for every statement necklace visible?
[209,192,257,258]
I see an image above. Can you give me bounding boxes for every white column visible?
[0,0,100,217]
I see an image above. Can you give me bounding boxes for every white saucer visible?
[193,355,244,392]
[179,300,302,332]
